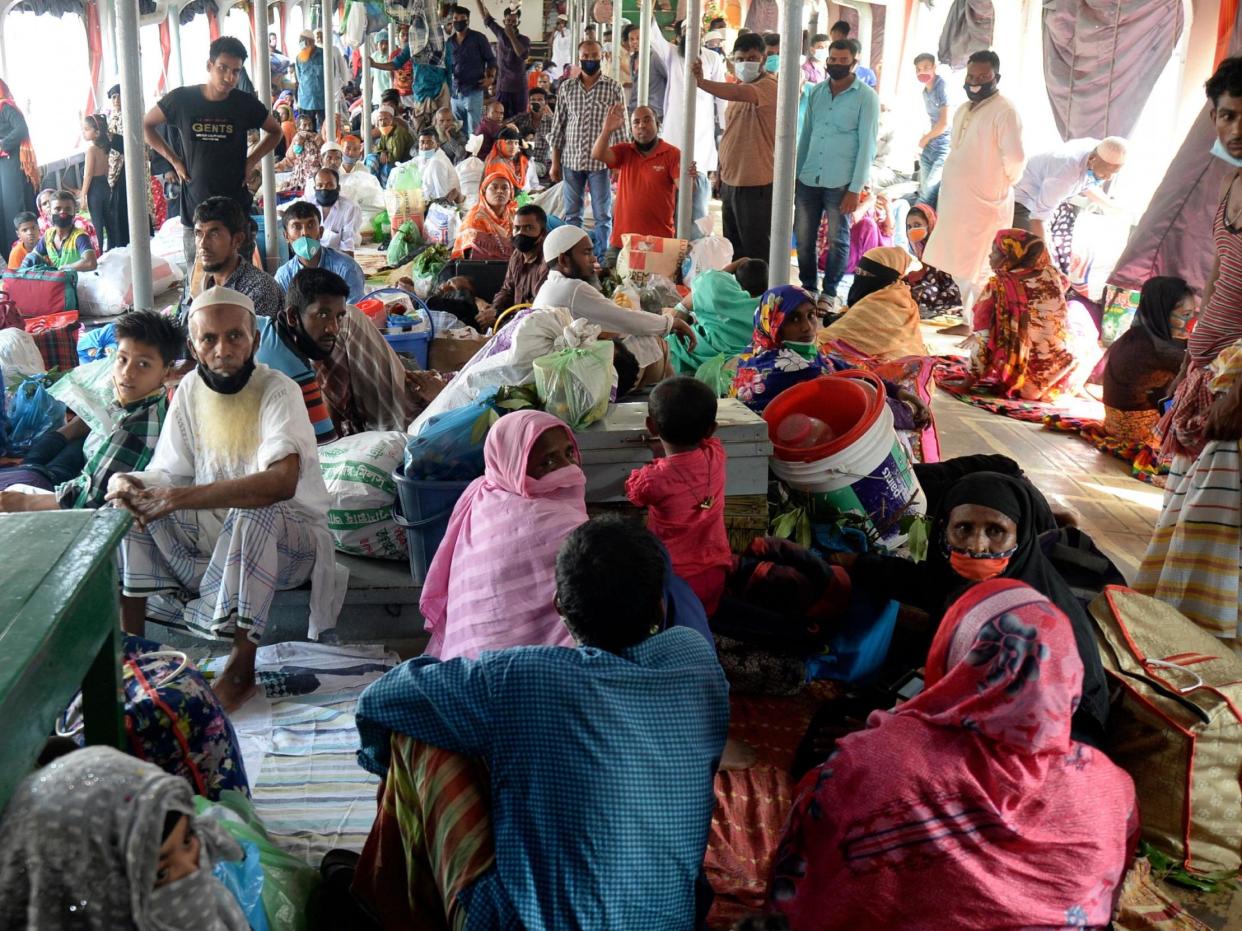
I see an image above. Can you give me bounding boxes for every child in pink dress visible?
[625,377,733,615]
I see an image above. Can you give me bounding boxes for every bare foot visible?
[720,737,758,771]
[212,672,259,714]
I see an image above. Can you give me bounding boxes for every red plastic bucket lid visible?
[763,371,887,463]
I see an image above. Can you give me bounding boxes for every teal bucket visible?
[391,464,472,585]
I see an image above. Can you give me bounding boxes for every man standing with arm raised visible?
[480,0,532,119]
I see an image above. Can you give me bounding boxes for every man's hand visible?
[549,152,562,182]
[840,191,860,215]
[602,103,626,135]
[475,303,497,328]
[107,481,183,529]
[916,133,930,150]
[670,317,697,350]
[171,157,191,184]
[690,58,704,85]
[1205,380,1242,441]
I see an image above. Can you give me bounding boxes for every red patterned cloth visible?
[30,321,80,372]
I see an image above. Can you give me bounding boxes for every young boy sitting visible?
[625,376,733,615]
[7,211,40,270]
[0,310,182,513]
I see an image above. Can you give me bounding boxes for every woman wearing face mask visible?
[903,204,963,318]
[821,246,927,361]
[420,410,589,659]
[772,579,1133,930]
[842,470,1111,746]
[452,166,518,260]
[484,126,533,190]
[0,746,251,931]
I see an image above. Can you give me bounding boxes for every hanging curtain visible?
[157,18,171,95]
[937,0,993,71]
[84,0,102,115]
[1109,3,1242,293]
[1042,0,1183,143]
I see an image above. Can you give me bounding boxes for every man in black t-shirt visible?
[143,36,281,267]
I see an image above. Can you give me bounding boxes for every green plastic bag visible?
[533,341,615,429]
[194,791,320,931]
[370,209,391,248]
[694,353,735,397]
[387,220,419,267]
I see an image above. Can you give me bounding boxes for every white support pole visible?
[675,1,700,240]
[610,0,623,82]
[320,0,335,138]
[116,0,154,310]
[569,0,581,62]
[767,0,802,284]
[361,38,373,156]
[168,4,184,90]
[636,0,652,106]
[254,0,280,271]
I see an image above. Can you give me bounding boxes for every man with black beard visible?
[183,196,284,318]
[107,287,342,712]
[255,267,435,441]
[591,103,686,266]
[533,224,697,387]
[484,203,551,325]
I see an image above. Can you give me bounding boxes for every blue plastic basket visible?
[370,288,435,368]
[390,463,472,585]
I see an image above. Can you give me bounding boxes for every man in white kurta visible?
[648,17,727,230]
[108,287,344,711]
[921,52,1025,308]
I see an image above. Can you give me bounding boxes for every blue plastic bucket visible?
[369,287,435,369]
[390,463,471,585]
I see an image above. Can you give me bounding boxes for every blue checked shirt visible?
[356,627,729,931]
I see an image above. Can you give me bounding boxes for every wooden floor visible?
[924,326,1161,584]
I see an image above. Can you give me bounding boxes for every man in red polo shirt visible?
[591,103,691,266]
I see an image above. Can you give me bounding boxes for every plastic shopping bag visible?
[533,340,615,429]
[48,355,117,436]
[212,840,270,931]
[387,221,421,268]
[695,353,736,397]
[404,387,499,480]
[5,375,65,455]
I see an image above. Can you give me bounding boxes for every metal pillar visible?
[610,0,623,81]
[568,0,581,61]
[116,0,154,310]
[361,37,373,156]
[254,0,280,271]
[168,4,184,90]
[321,0,335,138]
[636,0,652,106]
[675,0,700,240]
[767,0,802,284]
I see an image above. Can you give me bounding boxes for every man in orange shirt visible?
[590,103,691,266]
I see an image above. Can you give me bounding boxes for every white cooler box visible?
[575,398,773,503]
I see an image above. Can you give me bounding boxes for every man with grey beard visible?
[107,287,342,712]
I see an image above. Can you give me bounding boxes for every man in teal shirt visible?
[794,39,879,299]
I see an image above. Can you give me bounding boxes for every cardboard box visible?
[427,333,489,372]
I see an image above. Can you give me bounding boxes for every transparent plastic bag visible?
[694,353,736,398]
[533,340,615,429]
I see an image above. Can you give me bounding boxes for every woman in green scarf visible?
[668,258,768,375]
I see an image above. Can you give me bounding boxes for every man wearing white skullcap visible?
[1012,136,1129,241]
[108,283,342,713]
[532,225,698,386]
[369,104,414,185]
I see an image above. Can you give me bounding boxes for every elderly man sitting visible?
[256,267,440,441]
[415,127,463,204]
[299,167,362,254]
[534,224,696,386]
[107,286,343,712]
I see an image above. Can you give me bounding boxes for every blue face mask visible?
[291,236,321,262]
[1085,168,1101,187]
[1212,137,1242,169]
[764,54,779,73]
[292,143,304,155]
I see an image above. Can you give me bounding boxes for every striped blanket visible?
[1136,445,1242,641]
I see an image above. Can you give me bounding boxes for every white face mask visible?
[1212,137,1242,169]
[734,60,762,83]
[814,47,829,62]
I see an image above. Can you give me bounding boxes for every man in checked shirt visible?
[549,39,627,265]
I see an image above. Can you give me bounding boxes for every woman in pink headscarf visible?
[420,410,587,660]
[771,579,1137,930]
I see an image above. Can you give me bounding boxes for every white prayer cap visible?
[299,29,314,42]
[543,224,590,262]
[703,29,725,45]
[1095,136,1128,164]
[375,104,396,117]
[190,286,257,322]
[320,140,344,155]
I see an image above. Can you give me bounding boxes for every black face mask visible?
[964,81,997,103]
[825,64,851,81]
[314,188,340,207]
[453,20,467,31]
[634,137,658,153]
[277,311,334,361]
[579,59,601,75]
[51,213,74,230]
[513,233,540,254]
[530,101,543,112]
[196,353,257,395]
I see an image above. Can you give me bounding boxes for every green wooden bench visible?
[0,509,132,810]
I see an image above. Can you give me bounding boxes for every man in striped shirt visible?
[548,39,627,264]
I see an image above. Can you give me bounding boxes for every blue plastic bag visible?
[77,323,117,364]
[212,840,270,931]
[5,375,65,455]
[805,587,899,685]
[404,388,499,480]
